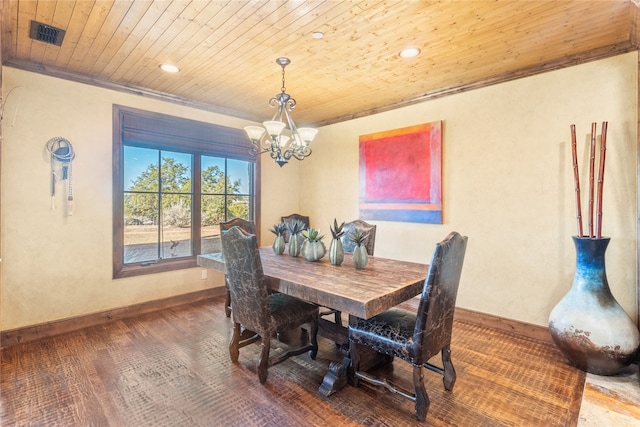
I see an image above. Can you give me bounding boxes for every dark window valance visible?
[116,105,252,160]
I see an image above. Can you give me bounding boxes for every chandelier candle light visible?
[244,58,318,167]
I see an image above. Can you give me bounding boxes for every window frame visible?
[113,105,260,278]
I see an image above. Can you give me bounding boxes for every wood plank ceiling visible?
[1,0,638,126]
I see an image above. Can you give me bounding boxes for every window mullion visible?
[157,151,163,260]
[193,155,202,255]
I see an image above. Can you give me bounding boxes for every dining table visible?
[197,247,429,396]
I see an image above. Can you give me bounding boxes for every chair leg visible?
[413,366,430,421]
[257,335,271,384]
[229,322,241,363]
[308,320,319,360]
[334,310,343,327]
[224,280,231,317]
[441,346,456,391]
[348,338,361,387]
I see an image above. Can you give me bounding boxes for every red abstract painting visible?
[359,121,442,223]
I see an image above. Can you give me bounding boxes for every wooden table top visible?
[198,248,428,319]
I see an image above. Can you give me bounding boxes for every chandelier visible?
[244,57,318,167]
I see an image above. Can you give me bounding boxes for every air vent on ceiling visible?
[29,21,65,46]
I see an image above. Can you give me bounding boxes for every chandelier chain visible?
[281,64,286,94]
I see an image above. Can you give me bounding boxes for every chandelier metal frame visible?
[245,57,318,167]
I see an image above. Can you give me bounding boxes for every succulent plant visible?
[350,229,370,269]
[269,222,287,237]
[301,227,325,242]
[287,219,306,236]
[330,219,345,239]
[349,229,369,247]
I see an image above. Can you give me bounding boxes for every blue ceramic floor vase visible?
[548,236,640,375]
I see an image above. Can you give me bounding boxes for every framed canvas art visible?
[359,121,442,223]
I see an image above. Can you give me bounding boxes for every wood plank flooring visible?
[1,296,586,426]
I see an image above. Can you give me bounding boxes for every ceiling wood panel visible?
[107,1,192,82]
[41,1,75,64]
[92,1,158,77]
[50,0,95,68]
[2,0,637,126]
[66,1,117,70]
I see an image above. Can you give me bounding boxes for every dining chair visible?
[281,213,310,243]
[221,226,319,384]
[348,231,468,421]
[219,218,257,318]
[341,219,376,256]
[327,219,377,328]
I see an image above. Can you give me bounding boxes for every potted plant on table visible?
[329,219,345,266]
[287,219,306,257]
[269,223,287,255]
[350,229,369,270]
[301,227,326,262]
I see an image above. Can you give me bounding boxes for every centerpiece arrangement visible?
[548,122,639,375]
[269,217,376,270]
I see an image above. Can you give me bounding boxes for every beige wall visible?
[0,67,294,330]
[301,51,638,327]
[1,51,637,331]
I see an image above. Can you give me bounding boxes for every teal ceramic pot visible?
[272,235,285,255]
[352,246,369,270]
[288,234,303,257]
[302,240,326,262]
[548,237,640,375]
[329,238,344,266]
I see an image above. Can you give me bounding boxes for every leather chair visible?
[221,226,319,384]
[348,231,468,421]
[220,218,256,317]
[341,219,376,256]
[280,213,310,243]
[327,219,377,327]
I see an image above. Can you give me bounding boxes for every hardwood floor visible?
[0,296,629,426]
[578,367,640,426]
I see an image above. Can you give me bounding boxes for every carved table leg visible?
[319,356,350,397]
[318,315,394,397]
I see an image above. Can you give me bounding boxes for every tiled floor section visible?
[577,363,640,426]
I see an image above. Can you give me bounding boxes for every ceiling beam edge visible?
[630,0,639,48]
[2,58,262,123]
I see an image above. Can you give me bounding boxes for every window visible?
[113,105,260,278]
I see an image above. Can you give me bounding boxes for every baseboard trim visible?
[0,287,225,349]
[454,307,554,345]
[397,297,554,346]
[1,290,554,349]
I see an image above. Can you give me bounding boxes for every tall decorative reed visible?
[571,122,608,238]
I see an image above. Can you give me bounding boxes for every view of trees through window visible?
[113,105,256,278]
[123,147,252,264]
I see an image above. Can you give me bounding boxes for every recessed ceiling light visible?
[312,31,324,39]
[399,47,421,59]
[160,64,180,73]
